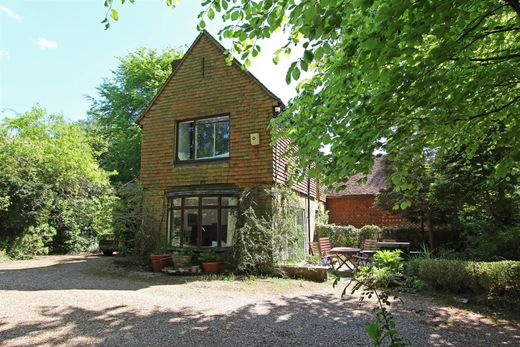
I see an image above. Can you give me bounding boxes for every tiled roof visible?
[327,157,387,197]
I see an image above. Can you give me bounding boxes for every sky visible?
[0,0,303,121]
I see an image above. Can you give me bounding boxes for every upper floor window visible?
[177,115,230,161]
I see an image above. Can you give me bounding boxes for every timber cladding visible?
[140,33,278,191]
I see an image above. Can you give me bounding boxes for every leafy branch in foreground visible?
[101,0,519,209]
[334,250,409,346]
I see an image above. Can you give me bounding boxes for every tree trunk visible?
[426,208,434,250]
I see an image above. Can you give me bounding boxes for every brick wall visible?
[326,195,404,228]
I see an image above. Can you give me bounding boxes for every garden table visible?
[329,247,361,271]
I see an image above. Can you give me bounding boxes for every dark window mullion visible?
[190,121,195,160]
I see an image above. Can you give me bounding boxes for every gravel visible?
[0,255,518,346]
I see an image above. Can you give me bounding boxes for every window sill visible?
[174,157,230,166]
[168,246,233,253]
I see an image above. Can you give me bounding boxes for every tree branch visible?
[467,95,520,121]
[462,26,520,50]
[457,4,508,42]
[450,53,520,62]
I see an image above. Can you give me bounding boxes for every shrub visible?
[8,224,57,259]
[0,108,116,257]
[198,250,219,262]
[411,258,520,297]
[233,186,304,275]
[461,224,520,261]
[359,225,382,244]
[381,226,428,249]
[113,181,143,255]
[316,224,359,247]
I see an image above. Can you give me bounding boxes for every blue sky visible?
[0,0,301,121]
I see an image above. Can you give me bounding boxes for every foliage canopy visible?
[0,107,116,257]
[87,47,183,184]
[105,0,519,203]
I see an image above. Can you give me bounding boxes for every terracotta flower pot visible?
[151,254,171,273]
[201,261,220,274]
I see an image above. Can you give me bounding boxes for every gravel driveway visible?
[0,255,518,346]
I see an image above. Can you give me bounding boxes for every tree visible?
[87,47,183,184]
[0,106,116,257]
[104,0,519,203]
[376,144,520,251]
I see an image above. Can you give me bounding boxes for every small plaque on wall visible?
[250,133,260,146]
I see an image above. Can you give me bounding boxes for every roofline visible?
[326,193,377,198]
[137,30,285,125]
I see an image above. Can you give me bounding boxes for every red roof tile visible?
[327,157,387,196]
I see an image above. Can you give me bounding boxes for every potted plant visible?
[150,243,171,273]
[171,245,193,269]
[198,250,220,273]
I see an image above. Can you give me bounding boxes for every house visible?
[326,157,404,228]
[137,30,323,252]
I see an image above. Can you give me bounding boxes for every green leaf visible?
[303,49,314,63]
[292,66,301,80]
[207,8,215,20]
[110,9,119,21]
[367,322,380,339]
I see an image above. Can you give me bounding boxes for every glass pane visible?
[221,208,237,247]
[183,209,198,246]
[171,198,181,207]
[195,119,214,159]
[202,197,218,206]
[184,197,199,207]
[201,209,218,247]
[169,210,181,247]
[178,121,193,160]
[222,197,238,207]
[214,117,230,158]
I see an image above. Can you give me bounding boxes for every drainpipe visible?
[307,168,311,247]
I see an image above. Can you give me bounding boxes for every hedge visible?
[316,224,360,247]
[381,227,428,249]
[410,258,520,297]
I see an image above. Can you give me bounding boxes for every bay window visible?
[167,195,238,248]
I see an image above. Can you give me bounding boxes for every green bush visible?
[233,186,305,275]
[410,258,520,297]
[381,226,428,249]
[316,223,359,247]
[0,107,116,258]
[461,224,520,261]
[8,224,57,259]
[359,225,382,244]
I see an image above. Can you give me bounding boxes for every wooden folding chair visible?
[354,239,378,266]
[318,237,337,267]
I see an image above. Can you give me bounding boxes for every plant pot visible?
[201,261,220,274]
[172,255,192,269]
[151,254,171,273]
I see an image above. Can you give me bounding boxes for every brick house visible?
[326,157,404,228]
[137,30,323,252]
